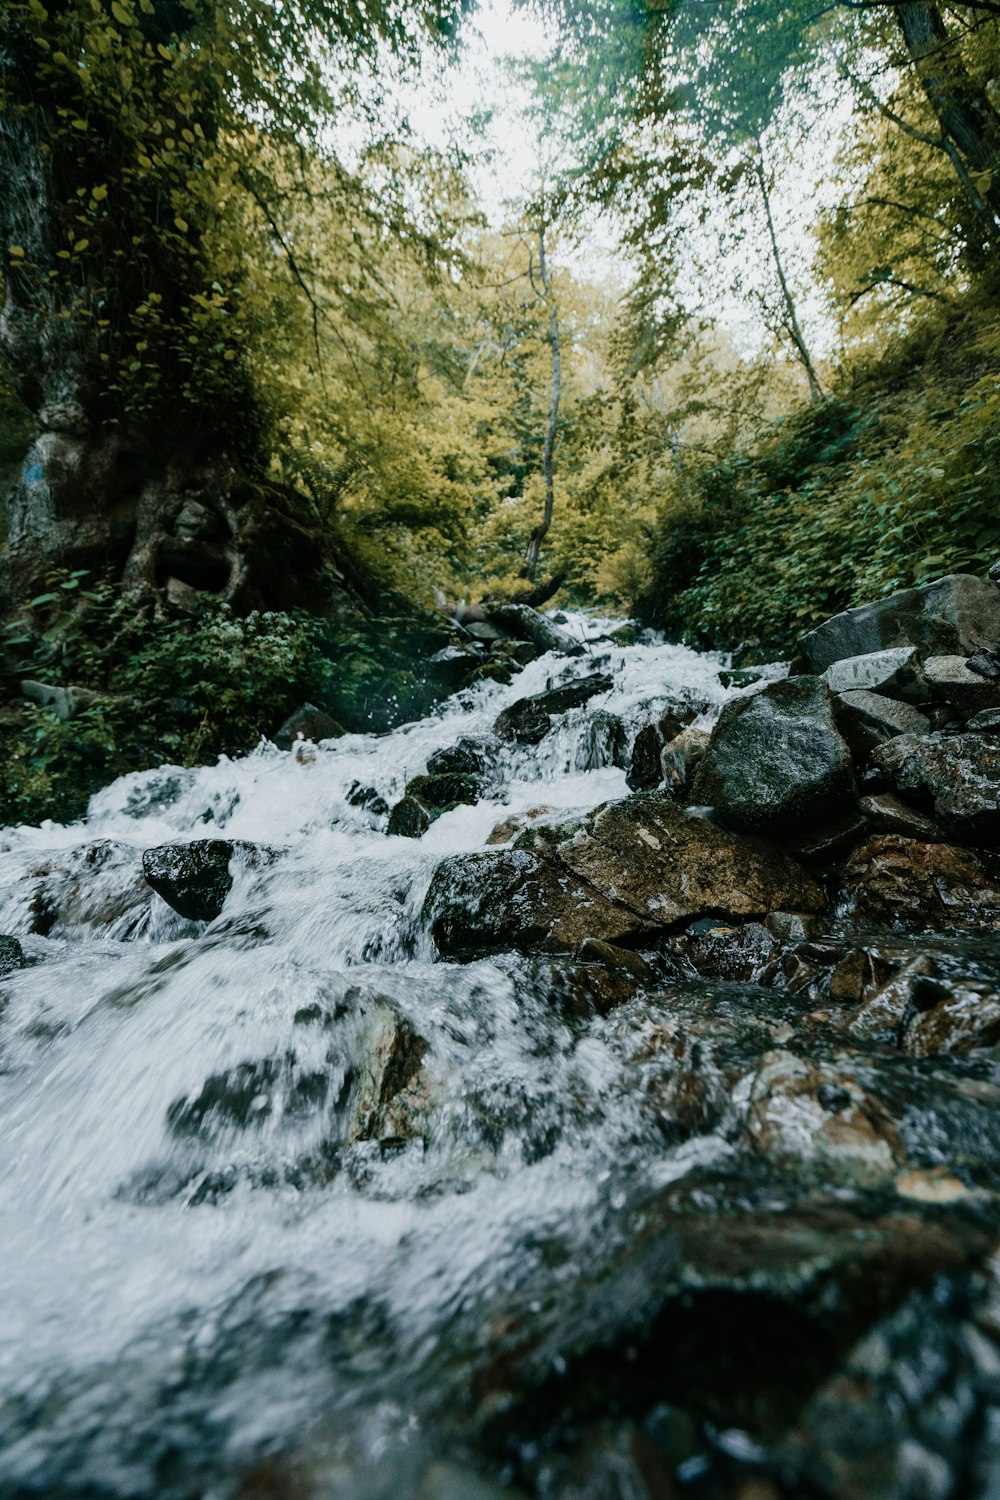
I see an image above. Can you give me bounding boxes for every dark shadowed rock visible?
[426,737,496,777]
[142,839,271,921]
[576,710,628,770]
[833,690,930,762]
[493,674,613,745]
[516,795,824,924]
[627,724,665,791]
[0,935,25,977]
[835,836,1000,931]
[405,773,482,812]
[873,731,1000,845]
[859,792,945,842]
[273,703,346,749]
[798,574,1000,673]
[661,727,710,796]
[691,677,857,837]
[424,848,652,958]
[387,796,432,839]
[968,707,1000,734]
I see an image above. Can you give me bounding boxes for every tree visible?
[0,0,472,607]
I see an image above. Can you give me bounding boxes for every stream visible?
[2,616,1000,1500]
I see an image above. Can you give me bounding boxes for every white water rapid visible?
[0,617,777,1499]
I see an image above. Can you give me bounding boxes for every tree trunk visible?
[894,1,1000,226]
[523,225,562,583]
[0,5,333,616]
[754,141,824,401]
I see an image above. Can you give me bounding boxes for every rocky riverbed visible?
[2,577,1000,1500]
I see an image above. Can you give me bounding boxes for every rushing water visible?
[1,617,768,1498]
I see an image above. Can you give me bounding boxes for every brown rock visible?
[835,836,1000,932]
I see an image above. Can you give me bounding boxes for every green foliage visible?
[640,292,1000,649]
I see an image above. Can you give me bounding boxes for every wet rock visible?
[797,573,1000,672]
[142,839,270,921]
[427,645,481,689]
[346,782,389,817]
[167,1058,283,1136]
[661,727,710,796]
[923,655,1000,717]
[485,806,553,847]
[485,603,585,657]
[423,849,651,959]
[968,706,1000,734]
[968,646,1000,680]
[406,773,483,812]
[627,724,666,791]
[828,947,895,1005]
[0,935,25,976]
[677,922,779,984]
[345,1009,430,1145]
[823,646,928,702]
[873,731,1000,845]
[765,911,823,942]
[27,840,150,937]
[517,796,825,925]
[493,673,614,745]
[387,796,432,839]
[426,737,496,777]
[536,959,648,1019]
[719,667,764,689]
[746,1050,902,1186]
[833,690,930,762]
[903,982,1000,1057]
[835,836,1000,931]
[844,958,934,1042]
[273,703,346,749]
[859,791,945,842]
[575,937,657,983]
[576,710,628,771]
[691,677,857,838]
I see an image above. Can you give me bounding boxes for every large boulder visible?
[516,796,824,925]
[493,673,613,745]
[142,839,272,921]
[273,703,346,750]
[834,836,1000,931]
[873,732,1000,845]
[822,647,928,701]
[922,656,1000,718]
[798,574,1000,673]
[425,737,496,777]
[423,849,652,959]
[691,677,857,838]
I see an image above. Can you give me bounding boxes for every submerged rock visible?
[387,796,432,839]
[835,836,1000,931]
[0,935,25,977]
[24,840,150,937]
[426,737,496,777]
[873,731,1000,845]
[626,724,665,791]
[798,572,1000,672]
[493,673,614,745]
[142,839,271,921]
[691,677,857,838]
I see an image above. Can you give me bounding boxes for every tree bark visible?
[894,1,1000,226]
[753,140,824,401]
[523,225,562,582]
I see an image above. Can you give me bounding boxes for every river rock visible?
[859,792,944,842]
[424,849,652,958]
[835,836,1000,931]
[516,796,824,924]
[903,983,1000,1058]
[661,726,710,795]
[485,603,585,657]
[0,935,25,977]
[746,1049,902,1186]
[873,731,1000,845]
[493,673,613,745]
[142,839,271,921]
[575,710,628,770]
[426,737,496,777]
[25,840,150,937]
[833,690,930,761]
[798,573,1000,672]
[345,1008,430,1145]
[627,724,665,791]
[968,707,1000,734]
[387,796,431,839]
[922,655,1000,717]
[823,647,928,702]
[405,773,482,812]
[273,703,346,749]
[691,677,857,837]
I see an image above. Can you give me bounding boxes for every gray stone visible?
[798,574,1000,673]
[142,839,271,921]
[691,677,857,838]
[19,678,97,723]
[833,690,930,762]
[873,732,1000,845]
[464,621,507,642]
[274,703,346,750]
[922,656,1000,717]
[823,647,928,702]
[493,674,613,745]
[968,707,1000,734]
[989,558,1000,584]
